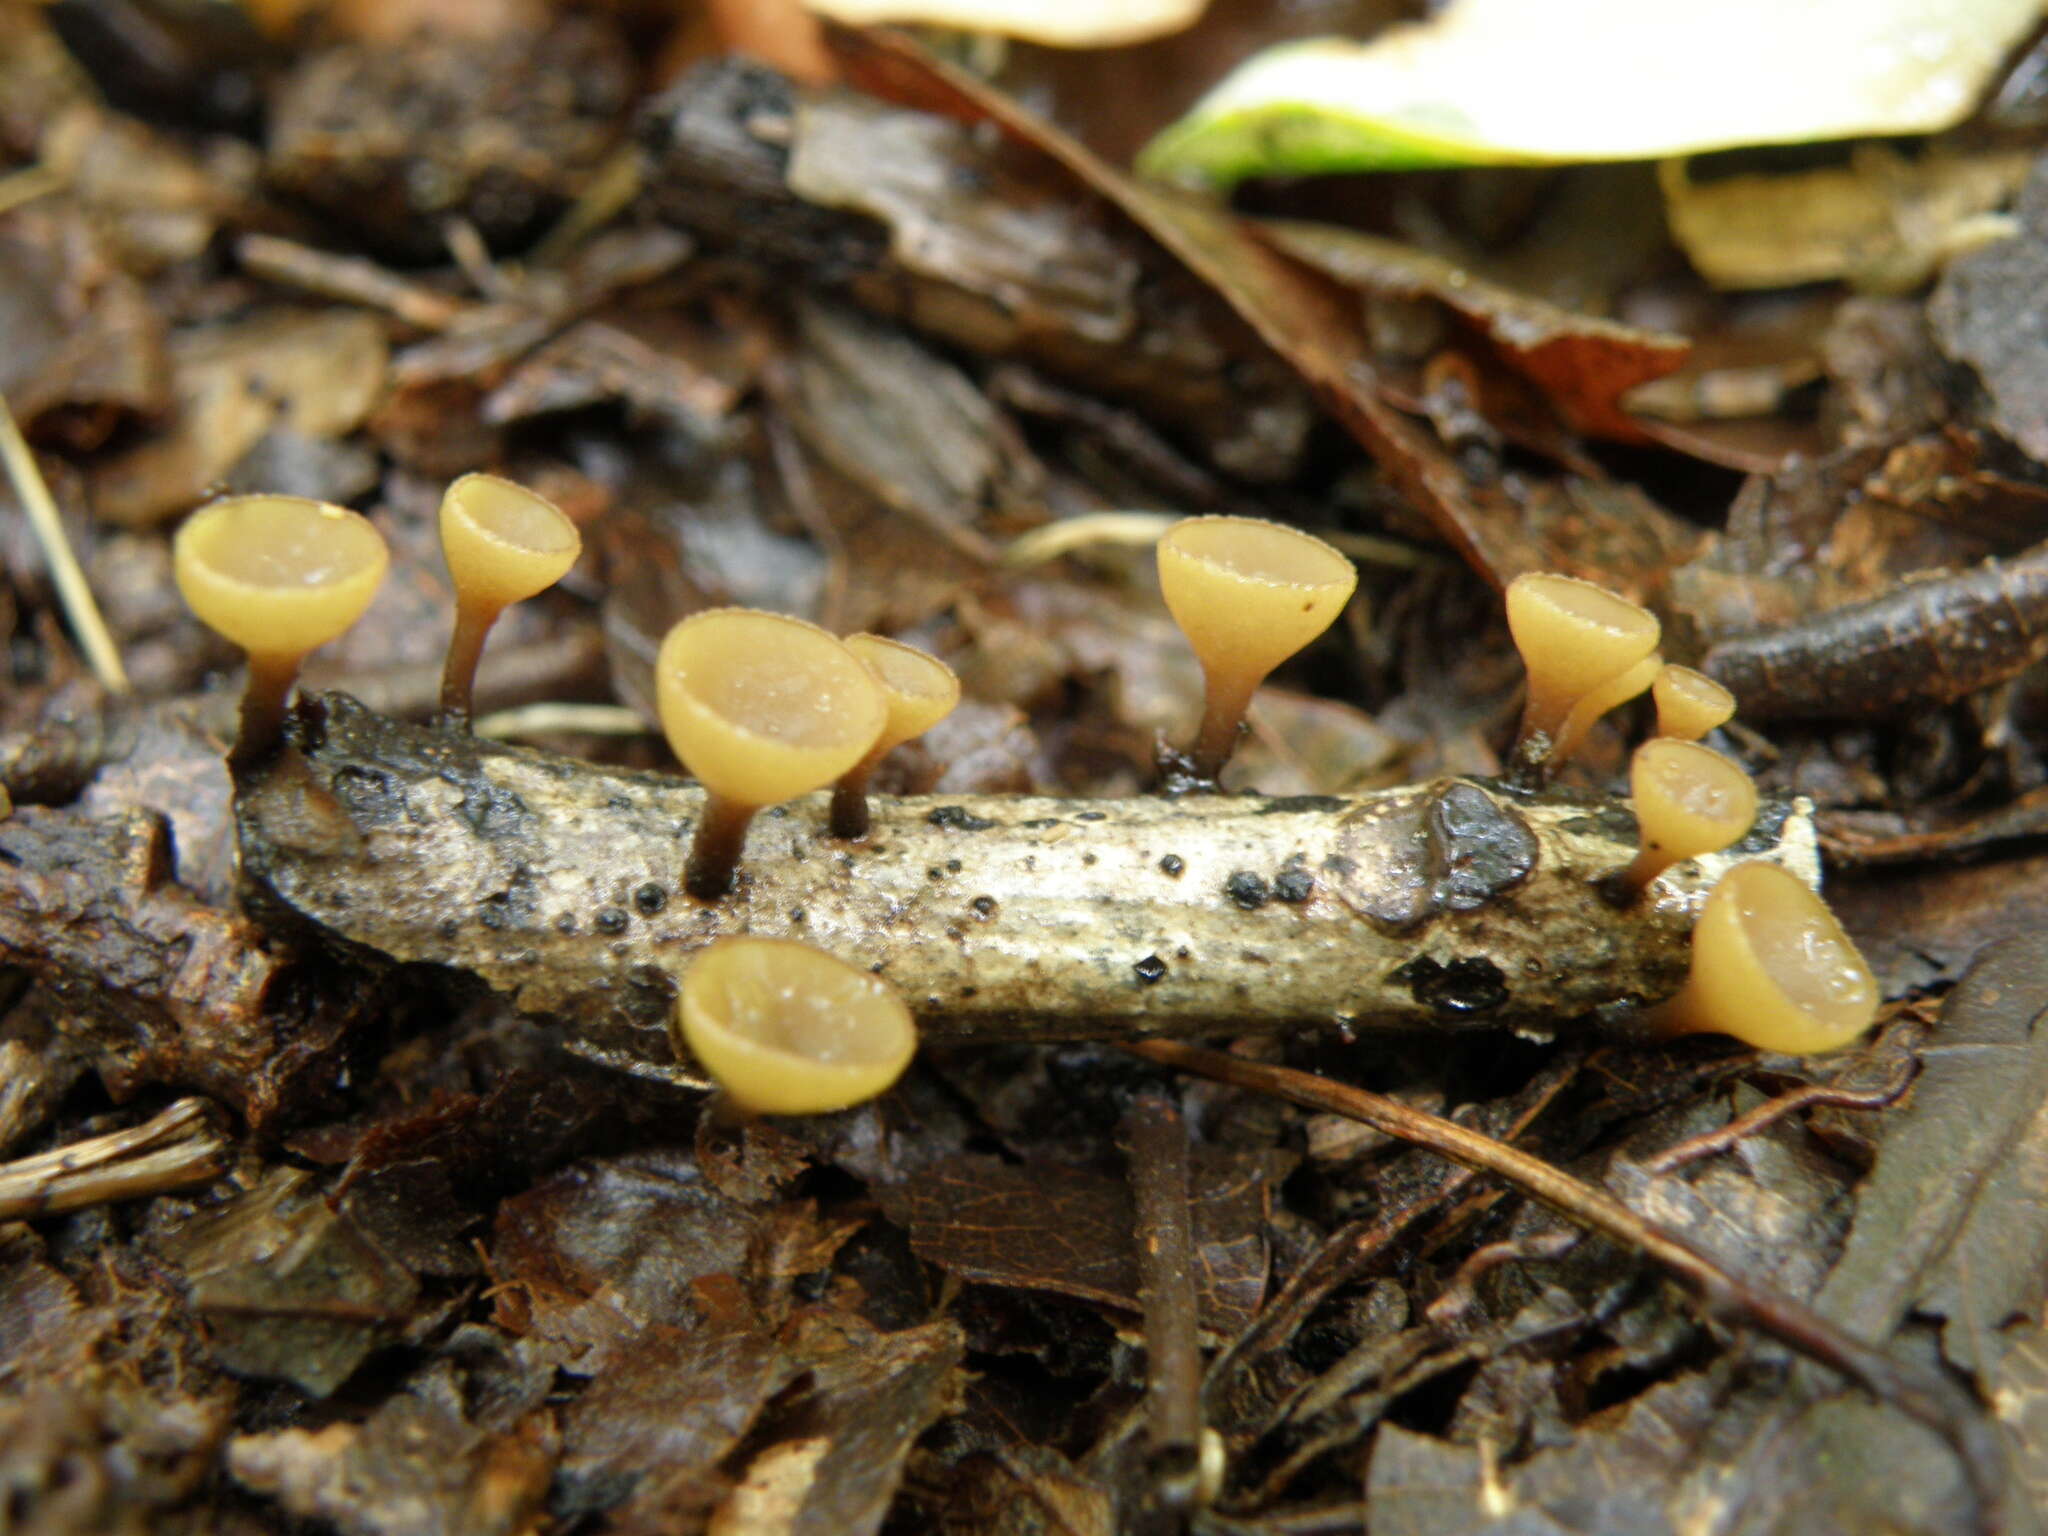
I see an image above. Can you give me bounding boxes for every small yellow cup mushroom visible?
[831,634,962,840]
[173,495,389,767]
[656,608,887,900]
[1551,651,1662,765]
[1651,861,1878,1054]
[1652,664,1736,742]
[675,936,917,1114]
[1157,515,1357,782]
[1619,738,1760,896]
[437,474,581,728]
[1506,574,1660,770]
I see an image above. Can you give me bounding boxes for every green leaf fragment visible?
[1140,0,2045,187]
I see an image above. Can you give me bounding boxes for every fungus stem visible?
[685,794,758,901]
[1189,674,1259,783]
[231,652,305,769]
[830,754,882,840]
[438,600,502,728]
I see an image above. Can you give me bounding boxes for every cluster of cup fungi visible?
[170,483,1879,1116]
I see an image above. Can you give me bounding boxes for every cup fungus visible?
[1618,738,1759,896]
[1506,574,1660,771]
[173,495,389,767]
[1652,664,1736,742]
[656,607,887,900]
[437,473,582,728]
[1156,515,1357,782]
[675,936,917,1114]
[1551,652,1662,765]
[1651,861,1877,1054]
[831,633,962,840]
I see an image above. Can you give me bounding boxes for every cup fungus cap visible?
[1157,516,1357,689]
[844,633,961,754]
[1507,574,1660,752]
[174,496,389,661]
[1653,664,1736,742]
[439,473,581,613]
[1660,861,1878,1054]
[1632,739,1758,857]
[1626,738,1759,889]
[677,936,917,1114]
[656,608,887,808]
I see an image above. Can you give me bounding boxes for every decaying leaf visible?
[1933,151,2048,465]
[1140,0,2043,185]
[1262,218,1690,442]
[155,1167,423,1397]
[1815,937,2048,1363]
[875,1149,1274,1333]
[707,1315,964,1536]
[230,1347,557,1536]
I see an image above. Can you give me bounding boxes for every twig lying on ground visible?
[232,694,1819,1076]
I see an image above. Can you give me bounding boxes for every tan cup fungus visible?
[1506,574,1660,769]
[1619,739,1760,895]
[1651,862,1878,1054]
[831,634,962,839]
[1652,664,1736,742]
[437,474,582,727]
[173,496,389,767]
[1551,651,1662,765]
[676,936,917,1114]
[656,608,887,899]
[1157,515,1357,781]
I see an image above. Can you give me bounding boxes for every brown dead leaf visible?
[1815,936,2048,1363]
[1264,218,1690,442]
[156,1167,421,1398]
[231,1352,556,1536]
[875,1149,1271,1333]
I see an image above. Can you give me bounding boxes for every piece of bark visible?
[0,804,362,1128]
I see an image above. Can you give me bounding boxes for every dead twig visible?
[1126,1094,1208,1524]
[1124,1038,2011,1529]
[237,695,1822,1066]
[1645,1016,1925,1174]
[1424,1229,1581,1326]
[0,1098,230,1220]
[236,233,470,331]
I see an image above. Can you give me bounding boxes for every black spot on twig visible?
[1225,871,1270,910]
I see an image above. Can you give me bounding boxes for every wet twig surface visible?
[232,694,1818,1071]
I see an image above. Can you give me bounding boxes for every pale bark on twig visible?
[235,695,1819,1079]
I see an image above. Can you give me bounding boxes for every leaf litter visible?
[3,2,2048,1530]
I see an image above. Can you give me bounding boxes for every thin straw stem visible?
[0,393,128,693]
